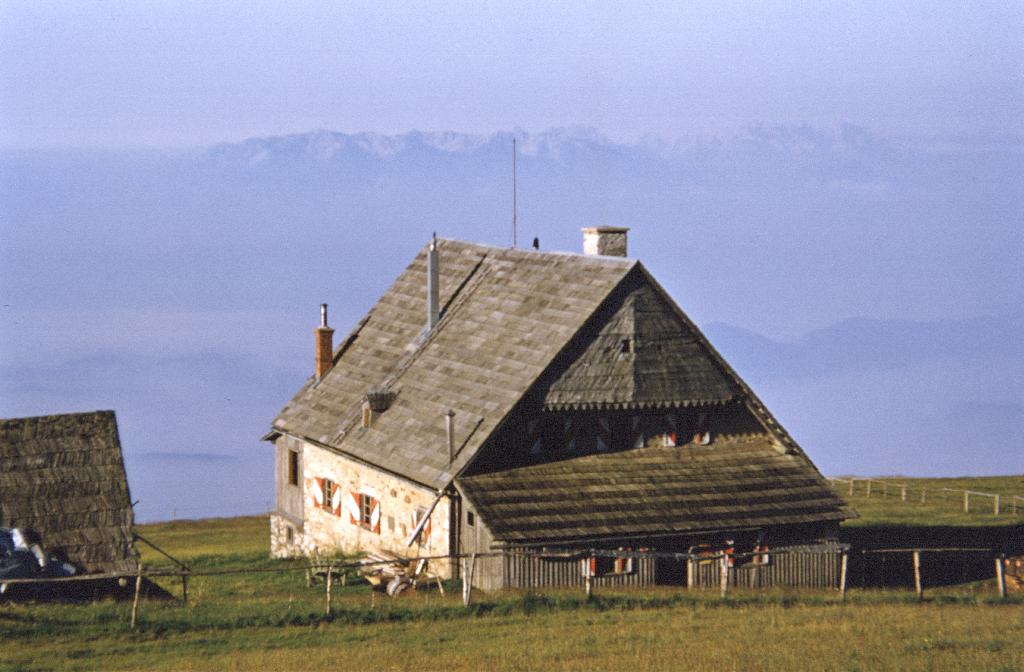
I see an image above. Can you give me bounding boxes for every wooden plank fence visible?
[828,477,1024,515]
[2,546,1013,631]
[686,545,842,591]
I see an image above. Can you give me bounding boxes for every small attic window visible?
[619,338,632,354]
[287,450,299,486]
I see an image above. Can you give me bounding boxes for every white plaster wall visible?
[274,441,454,576]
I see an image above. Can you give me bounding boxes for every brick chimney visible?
[582,226,629,257]
[315,303,334,379]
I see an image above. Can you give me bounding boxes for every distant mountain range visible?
[1,126,1021,520]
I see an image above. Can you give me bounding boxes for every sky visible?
[1,2,1022,521]
[2,1,1022,148]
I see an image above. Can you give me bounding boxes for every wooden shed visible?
[266,229,853,589]
[0,411,139,575]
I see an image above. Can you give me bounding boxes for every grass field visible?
[836,475,1024,528]
[2,477,1022,671]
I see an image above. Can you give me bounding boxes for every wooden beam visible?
[462,553,476,607]
[130,565,143,630]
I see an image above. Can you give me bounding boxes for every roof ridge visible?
[437,237,637,268]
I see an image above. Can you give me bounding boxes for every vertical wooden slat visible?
[913,551,922,600]
[840,552,848,599]
[325,565,333,615]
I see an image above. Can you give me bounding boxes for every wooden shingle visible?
[458,436,851,545]
[0,411,139,574]
[273,240,634,489]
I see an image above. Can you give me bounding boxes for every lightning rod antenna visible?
[512,136,517,249]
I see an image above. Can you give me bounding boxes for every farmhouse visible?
[0,411,139,575]
[265,229,852,588]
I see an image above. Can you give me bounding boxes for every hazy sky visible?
[2,1,1022,148]
[2,3,1022,519]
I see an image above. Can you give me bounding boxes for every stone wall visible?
[269,512,304,558]
[271,440,454,576]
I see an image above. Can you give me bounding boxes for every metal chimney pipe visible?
[427,234,440,330]
[446,410,455,464]
[320,303,328,328]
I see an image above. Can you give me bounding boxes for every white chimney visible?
[582,227,629,257]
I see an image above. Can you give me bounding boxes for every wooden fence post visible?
[913,551,923,600]
[995,556,1007,599]
[130,565,143,630]
[901,484,907,502]
[585,572,593,599]
[963,491,970,513]
[921,489,926,504]
[719,555,729,598]
[849,479,854,496]
[866,480,872,497]
[325,565,333,616]
[462,553,476,607]
[839,552,848,600]
[994,495,1000,515]
[181,573,189,604]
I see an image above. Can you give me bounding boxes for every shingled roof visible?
[541,272,741,410]
[272,239,635,489]
[458,436,850,546]
[0,411,139,574]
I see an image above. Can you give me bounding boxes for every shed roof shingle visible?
[458,436,851,545]
[0,411,139,574]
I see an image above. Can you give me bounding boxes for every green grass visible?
[837,475,1024,527]
[3,479,1023,671]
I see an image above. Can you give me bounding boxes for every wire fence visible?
[828,477,1024,516]
[2,545,1015,630]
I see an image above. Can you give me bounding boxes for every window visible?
[346,491,381,532]
[287,450,299,486]
[321,478,336,510]
[411,507,431,545]
[285,526,294,543]
[360,493,374,527]
[466,511,475,527]
[619,337,632,354]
